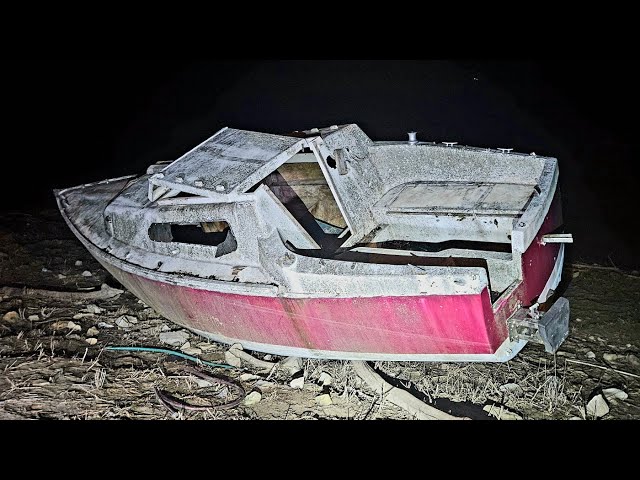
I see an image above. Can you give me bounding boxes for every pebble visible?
[280,356,303,376]
[586,394,609,418]
[603,388,628,401]
[289,376,304,389]
[315,394,333,406]
[240,373,261,381]
[319,372,333,386]
[57,274,67,279]
[87,326,100,336]
[27,315,39,321]
[66,321,82,332]
[499,383,524,396]
[196,342,218,352]
[224,350,242,368]
[41,267,49,273]
[85,304,104,314]
[482,404,523,420]
[73,312,94,320]
[180,342,203,356]
[115,315,138,328]
[81,270,92,277]
[85,338,98,345]
[97,321,115,329]
[585,351,596,359]
[627,355,640,368]
[2,311,20,322]
[75,260,83,266]
[572,271,580,278]
[158,330,190,346]
[263,354,273,361]
[244,391,262,406]
[603,353,619,362]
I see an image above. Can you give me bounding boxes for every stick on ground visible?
[0,283,124,301]
[351,360,465,420]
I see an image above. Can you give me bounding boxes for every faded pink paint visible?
[99,196,565,357]
[105,262,500,354]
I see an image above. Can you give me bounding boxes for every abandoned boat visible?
[55,124,572,361]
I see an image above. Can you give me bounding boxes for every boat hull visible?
[58,189,565,362]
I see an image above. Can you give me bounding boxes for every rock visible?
[159,330,190,346]
[87,326,100,336]
[85,337,98,345]
[41,267,49,273]
[575,317,582,322]
[97,321,115,329]
[224,350,242,368]
[244,391,262,406]
[280,356,303,375]
[586,394,609,418]
[569,416,583,420]
[27,315,39,321]
[81,270,92,277]
[51,321,68,331]
[73,312,94,320]
[585,351,596,359]
[160,325,171,332]
[196,342,218,352]
[66,321,81,332]
[115,315,138,328]
[75,260,83,266]
[603,388,628,401]
[603,353,619,362]
[588,336,596,341]
[319,372,333,386]
[572,271,580,278]
[240,373,261,381]
[263,354,273,361]
[57,274,67,279]
[627,355,640,368]
[180,342,203,356]
[192,377,212,388]
[499,383,523,396]
[482,404,523,420]
[289,376,304,389]
[2,311,20,322]
[315,394,333,406]
[85,304,104,314]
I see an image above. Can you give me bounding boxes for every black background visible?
[8,54,637,269]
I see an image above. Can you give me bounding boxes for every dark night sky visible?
[9,58,637,268]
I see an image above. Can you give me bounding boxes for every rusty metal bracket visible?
[508,297,570,354]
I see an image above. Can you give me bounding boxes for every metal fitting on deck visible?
[407,132,418,145]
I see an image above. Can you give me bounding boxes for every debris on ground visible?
[290,376,305,389]
[81,270,92,277]
[586,394,610,419]
[180,342,203,356]
[483,403,523,420]
[315,393,333,406]
[2,311,19,322]
[115,315,138,328]
[87,326,100,336]
[244,391,262,406]
[319,372,333,386]
[280,356,303,376]
[159,330,190,347]
[603,388,628,401]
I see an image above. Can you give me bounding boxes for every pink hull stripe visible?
[105,264,502,355]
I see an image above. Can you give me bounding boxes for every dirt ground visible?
[1,210,638,420]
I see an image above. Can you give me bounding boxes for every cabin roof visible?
[149,127,306,198]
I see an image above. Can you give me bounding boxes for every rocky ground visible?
[0,210,638,420]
